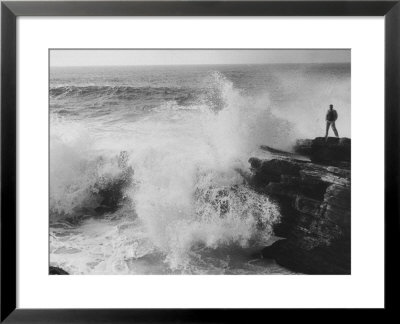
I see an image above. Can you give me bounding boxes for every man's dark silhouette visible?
[325,104,339,140]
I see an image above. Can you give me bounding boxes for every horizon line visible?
[51,62,351,68]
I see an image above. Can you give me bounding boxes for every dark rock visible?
[324,184,351,210]
[250,157,301,176]
[326,166,351,178]
[248,157,262,170]
[260,145,310,162]
[281,174,300,186]
[262,239,350,274]
[249,157,301,188]
[49,266,69,275]
[294,196,322,216]
[248,142,351,274]
[261,159,301,176]
[294,137,351,166]
[264,182,298,198]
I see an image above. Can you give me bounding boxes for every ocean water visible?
[49,63,350,274]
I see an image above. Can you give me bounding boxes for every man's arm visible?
[334,110,338,121]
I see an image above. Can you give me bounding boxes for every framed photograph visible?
[1,0,398,321]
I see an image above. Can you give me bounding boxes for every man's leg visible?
[325,122,331,140]
[331,122,339,137]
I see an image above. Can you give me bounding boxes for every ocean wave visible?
[50,148,134,222]
[50,71,295,270]
[50,85,202,103]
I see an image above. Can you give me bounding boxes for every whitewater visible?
[49,64,350,274]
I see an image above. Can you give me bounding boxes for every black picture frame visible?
[1,1,399,322]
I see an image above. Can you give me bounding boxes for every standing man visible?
[325,104,339,140]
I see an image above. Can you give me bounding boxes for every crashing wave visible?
[50,150,134,222]
[50,71,293,270]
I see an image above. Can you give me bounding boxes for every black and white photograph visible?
[49,49,351,275]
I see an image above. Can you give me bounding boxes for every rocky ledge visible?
[294,136,350,167]
[49,266,69,275]
[249,137,350,274]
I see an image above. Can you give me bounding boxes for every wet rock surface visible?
[249,138,351,274]
[49,266,69,275]
[294,137,351,167]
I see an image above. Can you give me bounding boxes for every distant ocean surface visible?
[50,64,350,274]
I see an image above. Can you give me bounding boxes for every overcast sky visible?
[50,49,350,67]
